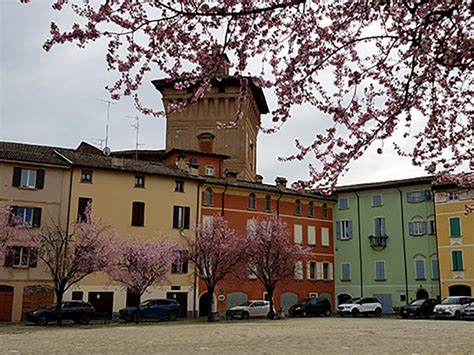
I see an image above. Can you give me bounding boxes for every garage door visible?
[0,285,14,322]
[280,292,298,313]
[226,292,248,310]
[22,285,54,320]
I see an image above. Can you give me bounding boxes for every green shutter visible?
[449,217,461,237]
[452,251,463,271]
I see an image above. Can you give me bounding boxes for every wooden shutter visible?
[29,248,38,268]
[184,207,190,229]
[12,167,22,187]
[316,262,323,280]
[32,208,42,227]
[132,202,145,226]
[347,220,353,239]
[182,253,189,274]
[328,263,334,280]
[4,247,14,267]
[449,218,461,237]
[35,170,45,189]
[173,206,179,228]
[306,262,311,280]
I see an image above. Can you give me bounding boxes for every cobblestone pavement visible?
[1,317,473,354]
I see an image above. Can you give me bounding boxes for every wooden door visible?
[88,292,114,316]
[0,285,14,322]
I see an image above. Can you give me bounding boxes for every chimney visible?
[188,161,200,176]
[255,175,263,184]
[176,154,187,171]
[275,176,287,191]
[225,169,238,183]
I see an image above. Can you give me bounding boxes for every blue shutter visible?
[336,221,341,240]
[347,221,353,239]
[431,259,439,280]
[381,218,386,236]
[407,192,414,203]
[342,264,350,281]
[376,261,385,280]
[421,221,427,235]
[415,260,425,280]
[408,222,414,236]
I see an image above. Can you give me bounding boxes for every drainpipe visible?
[355,192,363,297]
[65,167,74,237]
[221,184,228,216]
[396,188,409,305]
[276,192,283,216]
[432,189,442,299]
[193,180,203,318]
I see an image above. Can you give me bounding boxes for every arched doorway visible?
[226,292,247,310]
[337,293,352,305]
[0,285,14,322]
[199,292,216,317]
[449,285,472,296]
[416,289,429,300]
[280,292,298,313]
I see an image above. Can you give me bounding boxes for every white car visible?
[433,296,474,320]
[226,300,274,319]
[337,297,383,317]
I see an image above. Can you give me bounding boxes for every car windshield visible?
[140,300,154,307]
[298,298,312,304]
[346,298,361,304]
[410,300,425,306]
[239,302,253,307]
[441,298,461,305]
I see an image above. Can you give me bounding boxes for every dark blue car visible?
[119,299,181,323]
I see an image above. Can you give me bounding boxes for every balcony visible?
[368,234,388,250]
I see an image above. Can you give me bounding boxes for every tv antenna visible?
[126,115,144,160]
[97,98,116,155]
[91,138,106,149]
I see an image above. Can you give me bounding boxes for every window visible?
[374,217,386,237]
[307,226,316,245]
[307,202,314,217]
[294,200,301,215]
[449,217,461,237]
[171,251,189,274]
[321,227,329,246]
[12,167,44,189]
[307,261,316,280]
[131,202,145,227]
[427,220,436,235]
[248,264,257,279]
[407,190,431,203]
[336,220,352,240]
[375,261,385,281]
[248,193,256,210]
[415,258,426,280]
[11,206,42,227]
[80,170,92,183]
[294,224,303,244]
[294,261,303,280]
[175,180,184,192]
[205,166,215,176]
[431,258,439,280]
[204,188,214,206]
[4,247,37,268]
[322,203,328,219]
[202,215,213,226]
[173,206,190,229]
[409,221,426,236]
[264,195,272,212]
[448,192,458,201]
[341,263,351,281]
[338,198,349,209]
[134,175,145,188]
[452,251,463,271]
[372,195,383,207]
[247,219,256,238]
[322,262,333,280]
[77,197,92,222]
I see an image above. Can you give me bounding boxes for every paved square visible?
[1,317,473,354]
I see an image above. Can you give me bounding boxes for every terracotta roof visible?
[334,176,434,192]
[0,142,71,167]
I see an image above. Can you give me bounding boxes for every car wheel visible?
[133,313,142,324]
[168,312,177,321]
[374,308,382,317]
[351,308,359,317]
[454,311,461,320]
[401,314,408,319]
[81,315,91,325]
[36,316,48,326]
[302,311,307,317]
[325,310,331,317]
[243,312,250,320]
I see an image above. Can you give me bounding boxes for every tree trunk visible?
[206,286,214,322]
[135,294,142,324]
[267,287,275,320]
[55,288,64,326]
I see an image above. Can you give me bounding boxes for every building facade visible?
[333,177,440,313]
[433,186,473,298]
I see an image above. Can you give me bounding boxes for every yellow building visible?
[434,186,474,298]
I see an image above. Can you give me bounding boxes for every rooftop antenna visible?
[91,138,106,149]
[126,115,144,160]
[97,98,116,155]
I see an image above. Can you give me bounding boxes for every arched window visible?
[308,202,314,217]
[295,200,301,215]
[248,193,256,210]
[264,195,272,212]
[322,203,328,219]
[204,188,213,207]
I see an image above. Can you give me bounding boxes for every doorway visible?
[449,285,472,296]
[88,292,114,316]
[416,289,429,300]
[166,292,188,318]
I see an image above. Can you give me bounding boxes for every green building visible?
[334,177,440,313]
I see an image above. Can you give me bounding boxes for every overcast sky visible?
[0,2,428,187]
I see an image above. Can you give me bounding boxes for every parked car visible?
[433,296,474,320]
[337,297,383,317]
[226,300,275,320]
[400,298,440,319]
[461,302,474,320]
[119,299,181,323]
[25,301,95,325]
[288,297,332,317]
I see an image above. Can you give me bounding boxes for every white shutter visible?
[247,219,256,238]
[316,262,323,280]
[321,227,329,246]
[308,226,316,245]
[328,263,334,280]
[306,261,311,280]
[294,224,303,244]
[294,261,303,280]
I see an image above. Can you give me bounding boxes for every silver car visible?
[462,302,474,320]
[226,300,274,320]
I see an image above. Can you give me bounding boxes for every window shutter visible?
[8,206,18,224]
[380,218,386,236]
[328,263,334,280]
[316,262,323,280]
[432,259,439,280]
[347,221,353,239]
[182,257,188,274]
[407,192,413,203]
[408,222,414,236]
[449,218,461,237]
[171,260,178,273]
[12,167,22,187]
[335,221,341,240]
[4,247,14,267]
[35,169,45,189]
[184,207,190,229]
[29,248,38,268]
[173,206,179,228]
[425,190,432,201]
[306,261,311,279]
[421,221,427,235]
[33,208,42,227]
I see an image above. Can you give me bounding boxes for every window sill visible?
[131,225,145,227]
[374,279,386,282]
[134,186,145,189]
[415,278,426,281]
[247,208,256,211]
[450,236,462,238]
[80,181,93,184]
[17,186,38,190]
[9,265,31,269]
[341,279,351,282]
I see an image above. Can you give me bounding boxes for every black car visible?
[25,301,95,325]
[288,297,332,317]
[119,299,181,323]
[400,299,439,319]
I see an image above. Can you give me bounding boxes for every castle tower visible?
[152,71,269,181]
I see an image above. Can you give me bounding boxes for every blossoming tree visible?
[246,215,310,319]
[107,238,178,323]
[21,0,473,188]
[186,215,247,321]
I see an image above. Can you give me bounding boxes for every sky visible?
[0,2,428,187]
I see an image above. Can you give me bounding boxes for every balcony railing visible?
[368,234,388,250]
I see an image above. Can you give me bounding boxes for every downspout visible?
[396,187,409,304]
[221,184,228,216]
[193,180,203,318]
[355,192,363,297]
[53,150,74,235]
[432,190,442,299]
[276,192,283,216]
